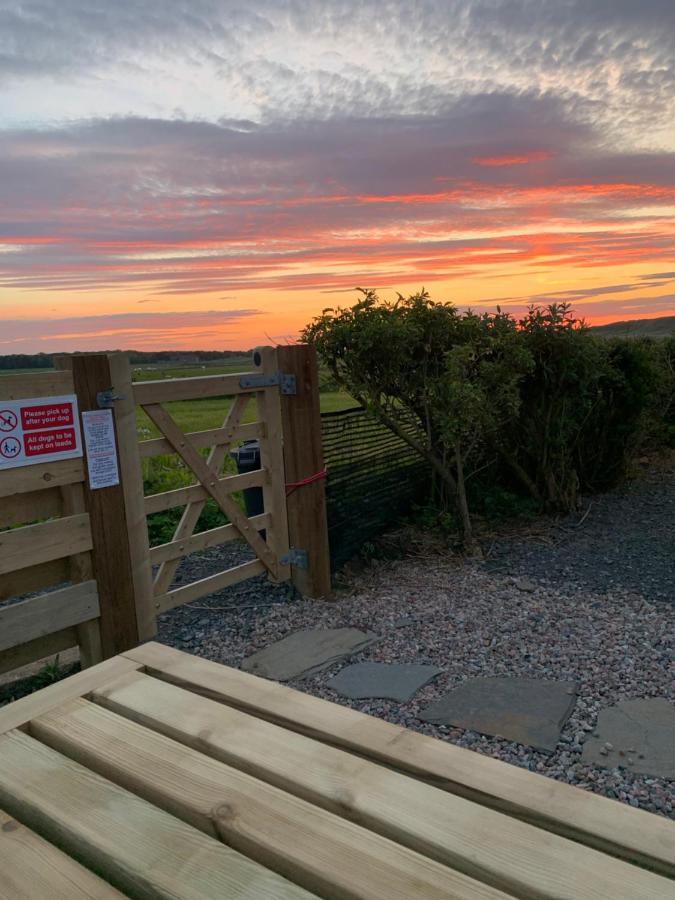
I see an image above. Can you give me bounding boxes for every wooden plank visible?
[0,806,125,900]
[0,513,92,576]
[0,557,69,602]
[139,421,262,458]
[0,730,314,900]
[151,392,250,598]
[0,371,72,400]
[0,627,77,678]
[144,468,266,515]
[255,347,290,583]
[0,458,85,500]
[62,354,139,657]
[133,371,257,405]
[107,353,155,642]
[153,559,266,614]
[142,403,279,577]
[0,654,142,734]
[91,672,675,900]
[32,698,511,900]
[123,642,675,878]
[0,487,63,529]
[0,581,99,652]
[278,344,331,598]
[150,513,271,566]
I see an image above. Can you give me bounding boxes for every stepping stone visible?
[327,662,444,702]
[241,628,379,682]
[418,677,577,752]
[581,698,675,778]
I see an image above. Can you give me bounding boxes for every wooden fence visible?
[0,370,103,675]
[0,346,330,679]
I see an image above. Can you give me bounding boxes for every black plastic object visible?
[229,440,264,518]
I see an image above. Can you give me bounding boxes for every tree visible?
[303,290,531,550]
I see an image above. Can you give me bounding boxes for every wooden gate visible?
[119,343,331,640]
[131,346,293,624]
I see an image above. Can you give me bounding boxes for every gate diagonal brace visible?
[239,372,297,395]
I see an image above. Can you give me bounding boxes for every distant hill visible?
[591,315,675,339]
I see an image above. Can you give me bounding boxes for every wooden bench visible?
[0,642,673,899]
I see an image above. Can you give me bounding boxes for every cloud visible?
[0,309,260,352]
[0,95,672,301]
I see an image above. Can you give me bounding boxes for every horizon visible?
[1,1,674,353]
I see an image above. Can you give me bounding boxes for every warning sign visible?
[0,395,83,470]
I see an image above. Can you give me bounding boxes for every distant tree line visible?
[0,350,251,370]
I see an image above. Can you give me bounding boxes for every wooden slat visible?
[0,655,142,734]
[0,371,72,400]
[0,458,85,500]
[0,513,92,576]
[0,807,125,900]
[150,513,270,566]
[139,421,262,458]
[0,487,63,529]
[255,347,290,583]
[0,627,77,678]
[0,730,314,900]
[153,559,266,614]
[133,371,258,405]
[151,392,250,598]
[0,558,70,602]
[91,672,675,900]
[0,581,99,652]
[123,642,675,878]
[32,698,511,900]
[142,403,279,577]
[144,468,266,515]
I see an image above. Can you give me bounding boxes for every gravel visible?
[157,465,674,819]
[485,464,674,603]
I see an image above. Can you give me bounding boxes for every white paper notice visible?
[82,409,120,490]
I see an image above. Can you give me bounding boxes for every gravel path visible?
[157,465,674,819]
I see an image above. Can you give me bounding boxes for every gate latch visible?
[280,547,308,569]
[96,389,125,409]
[239,372,297,395]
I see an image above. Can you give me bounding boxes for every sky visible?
[1,0,674,352]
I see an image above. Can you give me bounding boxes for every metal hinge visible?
[280,547,308,568]
[239,372,297,395]
[96,389,125,409]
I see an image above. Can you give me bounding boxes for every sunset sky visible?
[1,1,674,352]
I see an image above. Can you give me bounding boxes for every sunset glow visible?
[1,2,674,351]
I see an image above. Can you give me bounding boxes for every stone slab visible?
[327,662,444,702]
[581,698,675,778]
[418,676,577,752]
[241,628,379,682]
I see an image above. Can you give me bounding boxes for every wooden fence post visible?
[107,353,155,641]
[277,344,332,599]
[56,353,140,656]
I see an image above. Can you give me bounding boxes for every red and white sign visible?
[0,394,83,469]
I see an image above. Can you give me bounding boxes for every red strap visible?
[285,467,328,496]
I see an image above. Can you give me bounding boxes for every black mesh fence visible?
[321,406,429,569]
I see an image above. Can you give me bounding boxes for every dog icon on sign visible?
[0,436,21,459]
[0,410,18,432]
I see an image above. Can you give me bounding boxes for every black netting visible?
[321,406,429,569]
